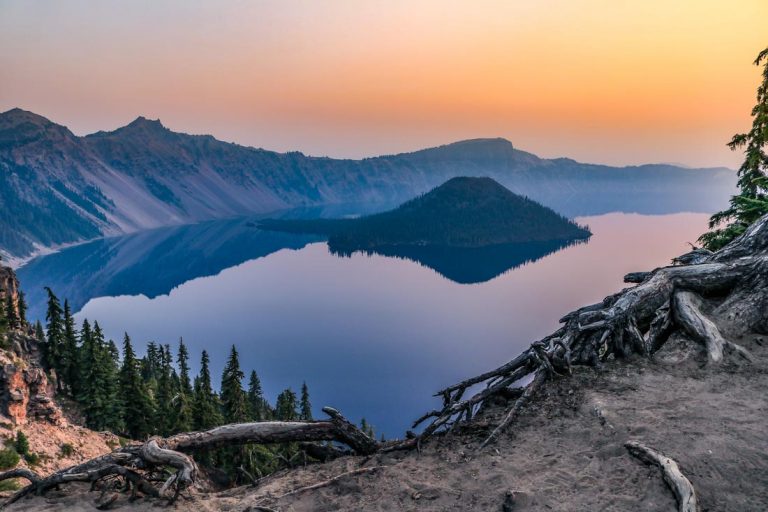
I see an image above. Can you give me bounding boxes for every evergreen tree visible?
[220,346,248,424]
[700,47,768,249]
[299,382,312,421]
[0,293,7,334]
[61,300,79,396]
[247,370,267,421]
[360,418,375,439]
[82,324,122,432]
[275,389,298,421]
[177,339,192,396]
[44,287,65,390]
[141,341,161,396]
[103,338,122,431]
[5,294,18,330]
[192,350,222,430]
[77,319,95,404]
[154,344,176,436]
[172,338,193,432]
[34,321,44,343]
[14,431,29,456]
[118,333,155,439]
[17,291,26,326]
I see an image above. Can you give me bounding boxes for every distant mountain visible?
[261,177,591,251]
[0,108,735,263]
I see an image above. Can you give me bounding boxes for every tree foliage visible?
[700,47,768,249]
[27,287,326,483]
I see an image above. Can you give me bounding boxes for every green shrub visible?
[0,479,20,492]
[14,432,29,457]
[23,452,39,466]
[59,443,74,457]
[0,448,19,470]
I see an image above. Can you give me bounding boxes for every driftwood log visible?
[0,407,377,506]
[1,213,765,507]
[625,441,699,512]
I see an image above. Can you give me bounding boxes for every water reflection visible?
[18,217,323,322]
[331,239,586,284]
[18,213,711,437]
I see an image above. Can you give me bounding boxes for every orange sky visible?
[1,1,766,167]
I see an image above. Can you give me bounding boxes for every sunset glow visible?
[1,0,766,167]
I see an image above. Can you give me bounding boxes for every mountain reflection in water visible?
[331,239,586,284]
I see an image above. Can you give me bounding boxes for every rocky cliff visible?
[0,265,62,426]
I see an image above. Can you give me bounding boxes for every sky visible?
[1,1,766,168]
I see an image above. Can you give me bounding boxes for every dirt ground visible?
[6,332,767,511]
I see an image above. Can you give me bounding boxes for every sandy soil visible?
[6,332,767,511]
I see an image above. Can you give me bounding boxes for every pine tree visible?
[141,341,161,392]
[177,339,192,396]
[299,382,312,421]
[77,319,94,397]
[5,294,18,330]
[220,346,248,424]
[192,350,222,430]
[0,294,7,334]
[17,291,26,326]
[154,344,177,436]
[103,338,122,431]
[61,300,79,396]
[700,47,768,249]
[44,287,65,391]
[247,370,267,421]
[360,418,375,439]
[14,431,29,456]
[118,333,155,439]
[34,320,44,344]
[172,338,193,432]
[275,389,298,421]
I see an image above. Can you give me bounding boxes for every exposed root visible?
[479,370,546,449]
[270,466,386,501]
[412,213,768,449]
[1,407,376,507]
[625,441,699,512]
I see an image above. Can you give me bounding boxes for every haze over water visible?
[19,212,709,437]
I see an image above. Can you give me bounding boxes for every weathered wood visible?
[673,290,726,362]
[479,370,546,449]
[415,213,768,448]
[0,467,40,484]
[3,407,377,506]
[624,271,651,283]
[625,441,699,512]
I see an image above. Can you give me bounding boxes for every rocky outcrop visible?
[0,356,63,426]
[0,266,62,426]
[0,266,22,325]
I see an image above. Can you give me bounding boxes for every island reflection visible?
[330,239,587,284]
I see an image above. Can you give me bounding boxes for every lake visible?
[18,212,709,438]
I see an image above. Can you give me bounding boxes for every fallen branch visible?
[271,465,386,501]
[2,407,377,506]
[625,441,698,512]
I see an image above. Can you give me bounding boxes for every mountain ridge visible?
[0,108,736,264]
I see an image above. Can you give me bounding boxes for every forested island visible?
[259,177,591,253]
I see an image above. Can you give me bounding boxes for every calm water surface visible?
[19,212,709,437]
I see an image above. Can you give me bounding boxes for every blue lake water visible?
[18,212,709,437]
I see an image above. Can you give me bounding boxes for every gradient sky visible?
[1,1,766,168]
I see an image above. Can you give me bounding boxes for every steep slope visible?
[260,177,591,250]
[0,108,736,263]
